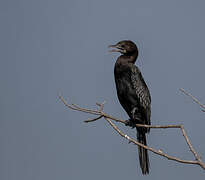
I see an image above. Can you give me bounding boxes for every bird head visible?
[109,40,138,55]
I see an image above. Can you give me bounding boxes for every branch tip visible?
[180,88,205,110]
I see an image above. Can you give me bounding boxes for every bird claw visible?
[125,119,136,128]
[125,119,131,126]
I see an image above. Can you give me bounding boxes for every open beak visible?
[108,44,124,53]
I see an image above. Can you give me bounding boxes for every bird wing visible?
[130,65,151,125]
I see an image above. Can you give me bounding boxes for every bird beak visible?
[108,44,122,53]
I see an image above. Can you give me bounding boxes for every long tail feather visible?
[137,129,149,174]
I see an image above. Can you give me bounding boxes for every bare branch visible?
[180,88,205,111]
[104,117,199,165]
[180,125,201,161]
[59,95,205,170]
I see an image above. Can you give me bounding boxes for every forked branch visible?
[59,94,205,170]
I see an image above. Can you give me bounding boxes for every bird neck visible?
[129,50,138,63]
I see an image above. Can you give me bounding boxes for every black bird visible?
[109,40,151,174]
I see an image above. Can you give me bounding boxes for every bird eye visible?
[121,44,125,48]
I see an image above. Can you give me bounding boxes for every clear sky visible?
[1,0,205,179]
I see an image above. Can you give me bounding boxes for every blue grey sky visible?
[1,0,205,179]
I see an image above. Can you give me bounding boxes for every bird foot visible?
[125,119,136,129]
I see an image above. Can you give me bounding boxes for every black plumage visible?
[109,40,151,174]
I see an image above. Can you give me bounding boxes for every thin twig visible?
[180,88,205,111]
[84,115,103,123]
[59,95,205,170]
[59,95,101,115]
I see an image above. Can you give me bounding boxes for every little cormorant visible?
[109,40,151,175]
